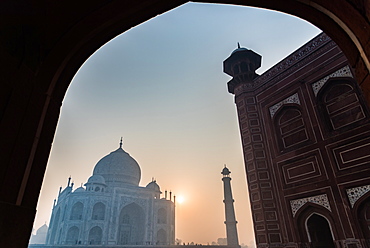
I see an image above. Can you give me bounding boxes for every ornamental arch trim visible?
[290,194,331,217]
[304,212,336,243]
[312,65,353,96]
[269,93,301,118]
[346,185,370,208]
[295,203,339,244]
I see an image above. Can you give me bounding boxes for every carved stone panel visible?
[346,185,370,207]
[311,65,353,96]
[290,194,331,217]
[269,93,301,118]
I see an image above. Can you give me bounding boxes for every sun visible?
[176,195,185,204]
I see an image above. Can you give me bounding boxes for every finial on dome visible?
[237,42,241,49]
[119,137,123,148]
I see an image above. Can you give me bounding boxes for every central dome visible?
[93,147,141,187]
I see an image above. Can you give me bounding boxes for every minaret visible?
[223,43,261,94]
[221,165,240,247]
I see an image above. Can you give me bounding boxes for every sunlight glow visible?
[176,195,185,204]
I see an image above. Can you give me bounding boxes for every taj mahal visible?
[45,139,175,246]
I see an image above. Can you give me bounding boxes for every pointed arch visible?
[317,78,367,133]
[88,226,103,245]
[157,229,167,245]
[353,191,370,246]
[66,226,79,245]
[273,105,309,152]
[117,202,145,245]
[306,214,335,247]
[70,202,84,220]
[295,204,338,247]
[92,202,106,220]
[0,1,370,247]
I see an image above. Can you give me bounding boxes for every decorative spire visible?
[119,137,123,148]
[223,42,262,95]
[222,164,231,177]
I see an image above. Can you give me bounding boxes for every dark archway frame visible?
[0,1,369,247]
[295,203,339,246]
[352,190,370,243]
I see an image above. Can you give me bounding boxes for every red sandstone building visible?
[224,33,370,248]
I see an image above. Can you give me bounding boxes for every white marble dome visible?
[36,224,48,235]
[87,174,106,185]
[73,186,85,193]
[93,147,141,186]
[146,180,161,192]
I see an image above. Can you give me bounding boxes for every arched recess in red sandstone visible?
[353,192,370,245]
[0,1,369,247]
[295,204,339,247]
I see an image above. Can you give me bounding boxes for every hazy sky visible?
[33,2,321,246]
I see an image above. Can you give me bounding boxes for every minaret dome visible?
[223,44,262,94]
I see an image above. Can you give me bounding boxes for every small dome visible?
[222,166,231,176]
[73,187,85,193]
[146,180,161,192]
[231,47,248,55]
[87,175,106,185]
[93,147,141,186]
[36,224,48,235]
